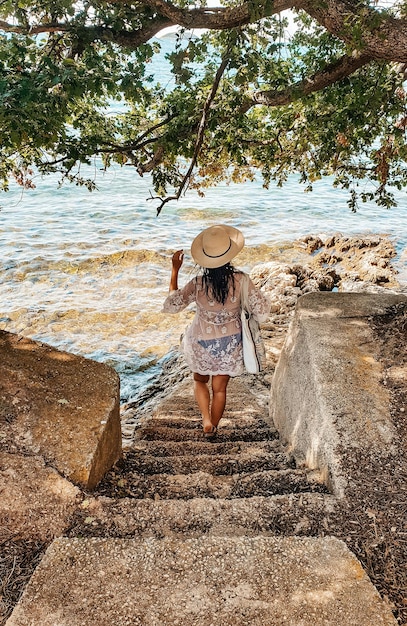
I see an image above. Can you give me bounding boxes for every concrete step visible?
[150,377,268,419]
[105,449,295,476]
[136,425,277,442]
[96,468,327,500]
[6,536,397,626]
[68,493,335,539]
[142,415,273,430]
[130,438,282,458]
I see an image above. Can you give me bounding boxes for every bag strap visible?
[240,273,250,313]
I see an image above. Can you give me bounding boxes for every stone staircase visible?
[72,377,332,541]
[6,376,398,625]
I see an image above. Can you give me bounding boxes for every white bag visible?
[240,274,266,374]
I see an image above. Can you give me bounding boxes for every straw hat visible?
[191,224,244,268]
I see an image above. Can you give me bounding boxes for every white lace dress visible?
[163,272,271,376]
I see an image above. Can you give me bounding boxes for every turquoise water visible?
[0,34,406,402]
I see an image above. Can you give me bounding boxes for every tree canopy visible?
[1,0,407,212]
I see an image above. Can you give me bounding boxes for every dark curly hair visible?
[202,263,240,304]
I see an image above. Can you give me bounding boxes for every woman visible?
[163,224,270,436]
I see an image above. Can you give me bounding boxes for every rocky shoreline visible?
[121,233,405,445]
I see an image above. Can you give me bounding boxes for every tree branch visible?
[99,113,177,153]
[0,0,293,41]
[111,0,296,29]
[153,50,231,214]
[101,53,379,187]
[3,0,407,62]
[0,19,70,34]
[102,0,407,61]
[240,52,373,112]
[0,16,172,47]
[135,145,165,174]
[298,0,407,62]
[144,0,295,30]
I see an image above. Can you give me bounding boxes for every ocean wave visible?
[0,249,171,279]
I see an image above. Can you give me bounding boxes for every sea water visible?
[1,36,406,403]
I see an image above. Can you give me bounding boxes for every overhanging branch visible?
[298,0,407,62]
[241,52,373,112]
[2,0,407,62]
[0,19,70,34]
[0,0,294,42]
[110,0,296,29]
[152,49,231,214]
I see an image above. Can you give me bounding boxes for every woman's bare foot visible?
[203,424,217,437]
[202,418,215,434]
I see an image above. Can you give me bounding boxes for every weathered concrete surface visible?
[270,292,407,497]
[5,536,397,626]
[0,330,121,489]
[0,452,80,541]
[3,320,403,626]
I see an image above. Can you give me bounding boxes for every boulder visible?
[0,331,121,489]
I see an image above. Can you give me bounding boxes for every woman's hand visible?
[172,250,184,271]
[169,250,184,291]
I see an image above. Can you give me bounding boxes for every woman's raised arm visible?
[169,250,184,292]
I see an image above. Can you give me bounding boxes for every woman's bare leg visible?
[193,373,213,432]
[211,374,230,428]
